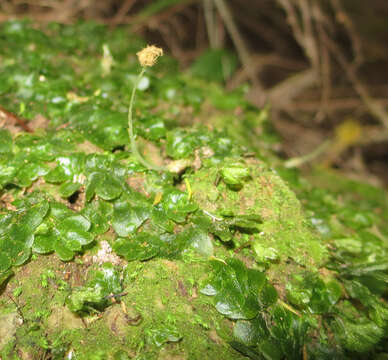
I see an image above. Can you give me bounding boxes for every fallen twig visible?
[0,105,33,133]
[285,97,388,112]
[213,0,265,102]
[322,32,388,130]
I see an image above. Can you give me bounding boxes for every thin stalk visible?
[128,67,165,171]
[284,140,331,168]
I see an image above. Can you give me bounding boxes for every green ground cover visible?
[0,20,387,359]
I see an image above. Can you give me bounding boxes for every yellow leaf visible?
[334,119,362,147]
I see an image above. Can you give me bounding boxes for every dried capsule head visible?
[136,45,163,67]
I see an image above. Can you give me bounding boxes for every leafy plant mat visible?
[0,20,387,359]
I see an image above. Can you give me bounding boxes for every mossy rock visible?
[0,20,387,359]
[188,158,327,268]
[1,255,245,359]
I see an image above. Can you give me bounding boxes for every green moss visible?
[189,159,327,270]
[0,20,387,359]
[1,255,245,359]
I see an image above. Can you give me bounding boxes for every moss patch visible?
[0,20,387,360]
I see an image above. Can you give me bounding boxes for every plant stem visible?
[284,140,331,168]
[128,67,165,171]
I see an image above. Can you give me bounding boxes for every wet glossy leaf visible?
[15,161,50,187]
[97,174,123,200]
[201,258,267,319]
[136,114,166,141]
[343,280,388,327]
[173,225,213,257]
[220,162,250,189]
[332,318,384,353]
[232,313,287,360]
[333,238,362,255]
[0,201,49,267]
[285,275,306,308]
[166,129,197,159]
[147,325,182,347]
[0,213,13,237]
[85,171,122,201]
[44,164,71,183]
[49,201,73,221]
[258,340,283,360]
[66,262,122,313]
[37,205,96,260]
[184,226,213,256]
[325,279,343,305]
[71,109,128,150]
[85,171,101,202]
[113,233,160,261]
[150,207,174,233]
[233,317,268,347]
[259,283,278,308]
[59,214,91,232]
[56,154,85,177]
[24,200,49,231]
[210,135,234,157]
[252,242,279,263]
[286,273,340,314]
[268,305,310,359]
[7,224,33,252]
[57,214,94,250]
[226,214,262,231]
[112,200,150,237]
[59,181,82,198]
[191,213,233,242]
[157,232,190,258]
[229,341,262,360]
[53,237,74,261]
[89,262,122,294]
[0,251,12,272]
[159,188,198,223]
[82,200,112,235]
[13,246,31,266]
[14,134,55,161]
[32,231,55,254]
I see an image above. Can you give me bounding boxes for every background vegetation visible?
[1,0,388,186]
[0,1,387,359]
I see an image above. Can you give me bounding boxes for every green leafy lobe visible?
[201,258,271,320]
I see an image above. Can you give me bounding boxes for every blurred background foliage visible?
[0,0,387,187]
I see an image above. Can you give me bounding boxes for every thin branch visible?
[314,6,332,122]
[213,0,264,95]
[0,106,32,133]
[322,32,388,129]
[111,0,137,25]
[267,69,318,108]
[203,0,216,48]
[330,0,363,67]
[285,97,388,112]
[298,0,319,68]
[277,0,305,49]
[227,53,305,90]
